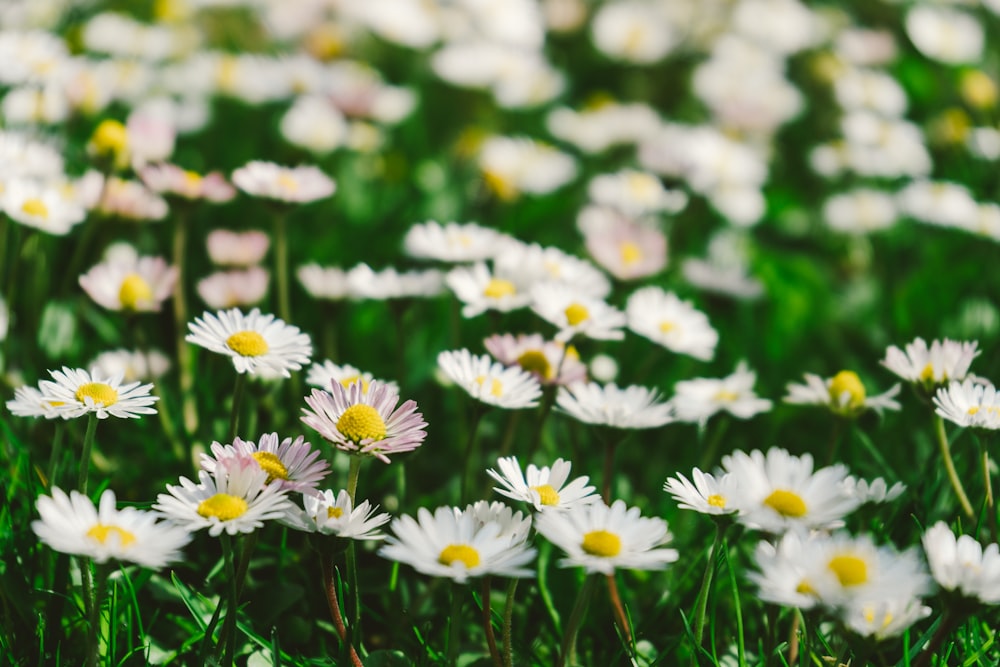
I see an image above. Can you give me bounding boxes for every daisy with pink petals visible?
[484,333,587,386]
[232,160,335,204]
[139,163,236,202]
[200,432,330,495]
[302,379,427,463]
[196,268,269,309]
[79,254,178,313]
[206,230,270,266]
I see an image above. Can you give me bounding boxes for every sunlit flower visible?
[478,136,577,200]
[90,348,171,382]
[463,501,534,547]
[346,263,445,300]
[139,163,236,202]
[281,489,391,540]
[33,487,191,568]
[7,384,69,419]
[529,282,625,343]
[580,209,667,281]
[487,456,599,512]
[483,333,587,386]
[672,362,772,425]
[232,160,335,203]
[79,254,177,313]
[437,349,542,410]
[280,95,348,154]
[626,287,718,361]
[784,371,901,418]
[2,179,86,235]
[206,230,269,266]
[306,360,399,396]
[97,177,169,221]
[446,261,534,318]
[591,1,676,64]
[196,268,269,309]
[297,264,351,301]
[556,382,673,429]
[905,6,983,65]
[497,242,611,299]
[38,367,158,420]
[186,307,312,377]
[403,221,509,263]
[881,337,979,390]
[840,476,906,505]
[933,379,1000,430]
[842,596,931,641]
[664,468,739,516]
[587,170,686,217]
[923,521,1000,604]
[200,433,330,495]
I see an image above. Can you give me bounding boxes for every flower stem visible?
[46,422,64,488]
[691,522,726,664]
[345,456,364,653]
[347,456,363,505]
[481,577,502,667]
[80,556,98,667]
[215,533,239,667]
[460,407,486,504]
[526,387,556,461]
[448,582,463,666]
[602,436,618,503]
[502,578,518,667]
[172,206,197,436]
[912,611,963,667]
[320,554,364,667]
[273,211,291,325]
[228,373,247,444]
[556,574,597,667]
[977,434,997,542]
[77,414,98,495]
[934,414,974,518]
[606,574,633,650]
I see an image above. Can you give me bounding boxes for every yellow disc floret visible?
[327,507,344,519]
[226,330,269,357]
[75,382,119,407]
[581,529,622,557]
[707,494,726,508]
[517,349,552,379]
[21,198,49,220]
[89,119,130,168]
[336,404,387,443]
[763,489,807,518]
[531,484,560,506]
[483,278,516,299]
[828,370,866,410]
[252,451,289,482]
[564,302,590,326]
[339,375,370,393]
[438,544,481,568]
[86,523,137,547]
[620,241,643,265]
[828,554,868,587]
[197,493,248,521]
[118,273,154,310]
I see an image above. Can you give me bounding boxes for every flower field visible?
[2,1,1000,666]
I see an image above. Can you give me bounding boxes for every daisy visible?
[672,361,772,425]
[231,160,335,204]
[841,596,931,641]
[463,501,534,546]
[555,382,673,429]
[196,268,269,309]
[483,333,587,386]
[97,177,168,222]
[881,337,979,390]
[496,242,611,299]
[79,254,178,313]
[200,433,330,495]
[534,499,678,575]
[840,476,907,505]
[487,456,599,512]
[281,489,391,540]
[2,178,86,235]
[306,360,399,396]
[7,384,65,419]
[87,119,130,170]
[378,505,537,583]
[437,349,542,410]
[403,221,510,263]
[933,379,1000,430]
[89,348,171,382]
[301,379,427,463]
[297,264,351,301]
[664,468,739,516]
[625,287,718,361]
[720,448,862,534]
[587,169,686,217]
[139,163,236,202]
[206,229,270,266]
[445,261,534,318]
[581,210,667,282]
[923,521,1000,604]
[185,307,312,378]
[33,487,192,568]
[153,456,295,537]
[477,135,577,200]
[38,367,158,420]
[530,283,625,343]
[784,371,901,418]
[346,263,445,300]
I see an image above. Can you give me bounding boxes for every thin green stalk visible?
[80,556,98,667]
[977,434,997,542]
[481,577,502,667]
[346,456,363,504]
[502,578,518,667]
[912,611,962,667]
[46,423,64,489]
[691,522,726,664]
[172,207,197,436]
[601,436,619,503]
[78,414,99,495]
[460,408,487,504]
[273,211,291,325]
[320,554,364,667]
[698,416,730,470]
[214,534,239,667]
[723,540,746,667]
[448,583,463,666]
[228,373,247,444]
[934,414,974,519]
[346,456,364,653]
[556,574,597,667]
[526,387,557,461]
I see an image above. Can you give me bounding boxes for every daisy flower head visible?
[139,163,236,202]
[497,242,611,299]
[403,220,510,263]
[933,379,1000,430]
[7,384,65,419]
[664,468,739,516]
[463,501,534,546]
[784,371,901,418]
[38,367,158,420]
[206,229,270,266]
[89,348,170,382]
[587,169,687,217]
[881,337,979,392]
[231,160,335,204]
[478,135,577,201]
[555,381,673,429]
[437,349,542,410]
[346,263,445,300]
[842,596,931,641]
[200,433,330,495]
[483,333,587,386]
[281,489,391,541]
[923,521,1000,604]
[33,487,192,568]
[672,361,772,426]
[185,307,312,378]
[79,254,178,313]
[534,499,678,575]
[301,379,427,463]
[445,261,534,318]
[840,476,906,505]
[196,267,269,310]
[625,287,718,361]
[306,360,399,396]
[297,264,351,301]
[2,178,86,235]
[530,282,626,343]
[487,456,599,512]
[720,448,862,534]
[378,505,537,583]
[153,455,295,537]
[580,209,668,281]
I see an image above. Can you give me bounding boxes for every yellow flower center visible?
[197,493,249,521]
[118,273,154,310]
[829,370,866,409]
[252,451,289,482]
[86,523,136,547]
[21,197,49,219]
[919,363,936,382]
[277,173,299,192]
[516,349,552,379]
[226,330,269,357]
[339,375,370,393]
[707,494,726,508]
[828,554,868,587]
[483,278,517,299]
[620,241,643,265]
[763,489,807,517]
[483,169,517,201]
[713,390,739,403]
[581,530,622,557]
[474,375,504,398]
[531,484,560,506]
[564,302,590,327]
[795,579,817,596]
[961,70,998,109]
[336,404,387,442]
[75,382,119,407]
[90,119,129,162]
[438,544,481,568]
[327,506,344,519]
[969,406,981,415]
[658,321,675,334]
[183,170,202,189]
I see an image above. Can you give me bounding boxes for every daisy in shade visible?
[346,263,445,300]
[437,349,542,410]
[301,379,427,463]
[378,505,536,583]
[231,160,335,203]
[626,286,718,361]
[89,349,170,382]
[923,521,1000,604]
[79,254,178,313]
[581,211,667,281]
[842,596,931,641]
[881,337,979,392]
[297,264,351,301]
[933,379,1000,430]
[306,360,399,396]
[484,333,587,386]
[403,220,510,263]
[840,476,906,505]
[555,382,673,429]
[197,267,269,309]
[33,487,192,568]
[153,456,295,537]
[206,230,270,266]
[672,361,772,426]
[38,367,158,420]
[185,307,312,377]
[487,456,599,512]
[463,501,534,546]
[200,433,330,495]
[497,242,611,299]
[664,468,739,516]
[534,499,678,575]
[139,163,236,202]
[281,489,391,540]
[530,282,626,343]
[784,370,901,418]
[445,261,534,318]
[2,178,86,235]
[7,384,66,419]
[720,448,862,534]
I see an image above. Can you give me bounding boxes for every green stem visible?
[448,583,463,666]
[215,534,239,666]
[698,416,729,470]
[527,387,556,461]
[80,556,98,667]
[46,422,64,489]
[724,540,746,667]
[556,574,597,667]
[78,414,99,495]
[912,611,963,667]
[273,211,291,325]
[502,578,518,667]
[602,435,618,503]
[172,207,197,436]
[228,373,247,444]
[461,407,487,504]
[346,457,363,505]
[481,577,502,667]
[320,554,364,667]
[978,434,997,542]
[346,456,364,653]
[691,522,726,663]
[934,414,974,518]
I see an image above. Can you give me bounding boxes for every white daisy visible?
[32,487,192,568]
[483,333,588,386]
[496,242,611,299]
[534,499,678,575]
[462,501,534,547]
[720,448,862,534]
[281,489,391,540]
[881,337,979,389]
[663,468,739,516]
[185,307,312,378]
[530,283,626,343]
[403,221,510,263]
[89,348,170,382]
[345,263,445,300]
[231,160,335,203]
[841,596,931,641]
[297,264,351,301]
[2,178,86,235]
[7,384,66,419]
[587,169,686,217]
[153,456,295,537]
[205,229,269,266]
[445,261,534,318]
[200,433,330,495]
[140,164,236,203]
[478,135,577,200]
[933,379,1000,430]
[378,505,537,583]
[437,349,542,410]
[196,268,269,310]
[580,209,668,282]
[486,456,599,512]
[555,382,673,429]
[306,360,399,396]
[78,254,178,313]
[625,287,718,361]
[783,371,901,418]
[38,367,158,420]
[672,361,772,426]
[840,476,906,505]
[923,521,1000,604]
